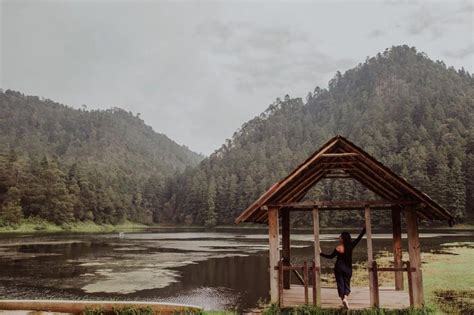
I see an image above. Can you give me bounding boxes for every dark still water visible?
[0,228,472,311]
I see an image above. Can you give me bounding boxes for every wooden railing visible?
[276,259,417,308]
[368,260,417,306]
[275,259,320,307]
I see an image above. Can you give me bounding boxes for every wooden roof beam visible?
[349,168,402,199]
[274,169,328,203]
[323,174,352,178]
[346,171,400,200]
[284,171,331,203]
[268,200,419,209]
[320,152,359,157]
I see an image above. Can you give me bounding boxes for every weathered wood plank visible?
[278,259,284,307]
[406,260,414,306]
[320,153,359,157]
[312,207,321,306]
[303,261,309,304]
[392,207,404,290]
[0,300,201,314]
[282,209,291,289]
[405,210,424,307]
[268,200,418,209]
[268,206,280,303]
[282,286,410,309]
[365,206,379,307]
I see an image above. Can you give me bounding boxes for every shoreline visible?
[1,219,473,235]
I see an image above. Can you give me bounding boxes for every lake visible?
[0,228,472,311]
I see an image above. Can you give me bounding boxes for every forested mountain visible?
[1,46,472,228]
[0,90,202,225]
[159,46,473,227]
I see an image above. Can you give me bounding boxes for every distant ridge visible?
[0,90,202,225]
[158,45,473,226]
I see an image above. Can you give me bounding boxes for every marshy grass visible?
[0,217,148,233]
[262,304,434,315]
[83,306,153,315]
[432,290,474,314]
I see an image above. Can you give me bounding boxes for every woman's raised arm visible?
[352,227,366,247]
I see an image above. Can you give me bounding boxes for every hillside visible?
[159,46,474,226]
[0,90,202,225]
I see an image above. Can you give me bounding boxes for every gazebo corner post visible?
[405,209,425,308]
[267,205,280,304]
[282,208,291,290]
[312,206,322,306]
[391,206,404,290]
[365,205,379,308]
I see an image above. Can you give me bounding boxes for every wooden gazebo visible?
[235,136,453,309]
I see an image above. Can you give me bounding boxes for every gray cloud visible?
[369,29,386,38]
[444,43,474,59]
[405,2,472,39]
[198,21,355,93]
[1,0,473,155]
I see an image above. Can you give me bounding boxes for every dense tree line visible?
[1,46,472,227]
[0,91,202,226]
[161,46,473,227]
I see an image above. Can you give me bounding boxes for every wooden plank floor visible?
[282,286,410,309]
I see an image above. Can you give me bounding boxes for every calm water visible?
[0,228,472,311]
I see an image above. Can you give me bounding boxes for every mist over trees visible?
[0,46,472,227]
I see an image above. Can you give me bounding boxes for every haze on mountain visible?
[2,0,473,155]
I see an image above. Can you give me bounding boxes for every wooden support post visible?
[268,206,280,304]
[311,260,317,305]
[312,207,322,306]
[278,260,284,308]
[406,210,424,307]
[406,261,414,306]
[372,261,379,298]
[303,261,309,304]
[392,207,404,290]
[282,209,291,289]
[365,206,379,307]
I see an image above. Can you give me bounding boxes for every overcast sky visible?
[1,0,473,155]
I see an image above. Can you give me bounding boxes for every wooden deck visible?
[282,286,410,309]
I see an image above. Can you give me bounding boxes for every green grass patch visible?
[421,244,474,313]
[82,306,221,315]
[262,304,434,315]
[83,306,154,315]
[0,217,148,234]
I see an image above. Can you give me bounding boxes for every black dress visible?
[320,228,366,298]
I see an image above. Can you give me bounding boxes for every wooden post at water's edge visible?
[365,206,379,307]
[392,207,404,290]
[282,209,291,289]
[312,207,321,306]
[405,209,424,307]
[268,206,280,303]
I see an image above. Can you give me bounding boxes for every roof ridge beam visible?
[320,153,359,157]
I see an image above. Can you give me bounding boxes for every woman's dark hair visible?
[340,231,353,253]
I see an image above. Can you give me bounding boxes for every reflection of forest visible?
[0,231,472,311]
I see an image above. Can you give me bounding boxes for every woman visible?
[320,226,366,309]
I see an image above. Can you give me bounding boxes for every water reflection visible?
[0,229,472,311]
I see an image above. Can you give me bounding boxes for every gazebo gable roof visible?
[235,135,453,224]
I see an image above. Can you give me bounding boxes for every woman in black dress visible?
[320,227,366,309]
